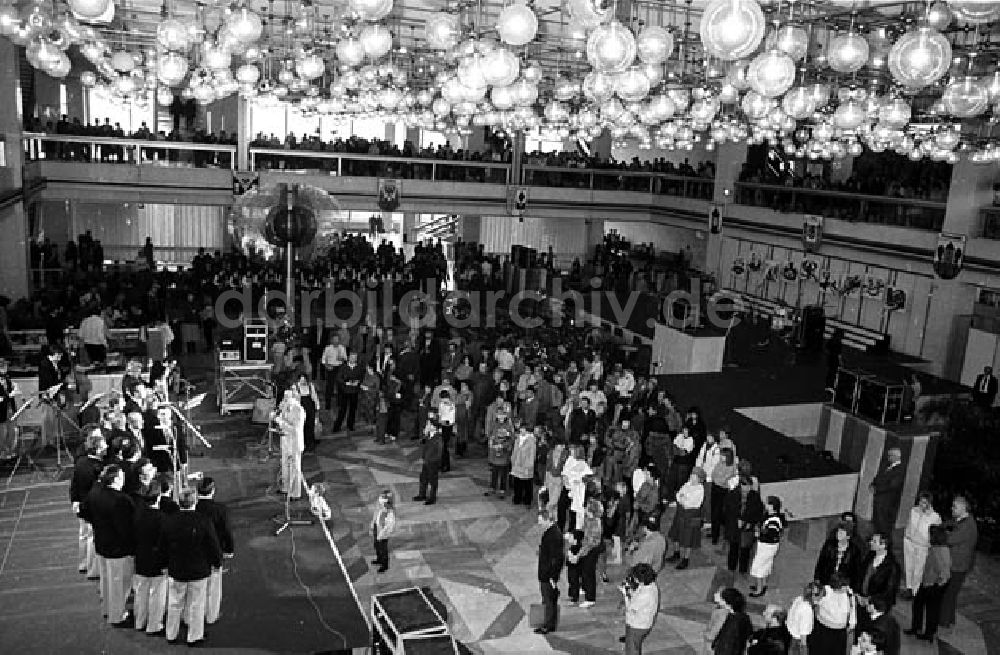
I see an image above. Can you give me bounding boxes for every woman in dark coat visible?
[813,521,863,588]
[713,587,753,655]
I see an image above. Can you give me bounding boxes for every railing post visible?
[589,172,594,190]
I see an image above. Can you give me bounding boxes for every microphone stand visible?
[270,404,313,536]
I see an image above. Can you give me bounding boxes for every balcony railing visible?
[22,132,237,169]
[248,147,511,184]
[734,182,946,231]
[522,164,714,198]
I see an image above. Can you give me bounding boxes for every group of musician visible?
[68,360,233,646]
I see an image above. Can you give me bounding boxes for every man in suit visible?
[973,365,998,409]
[70,427,107,577]
[195,477,234,625]
[333,352,363,433]
[84,463,136,626]
[940,495,978,628]
[871,447,905,539]
[857,531,901,611]
[413,412,443,505]
[132,480,169,635]
[535,509,564,635]
[159,487,223,646]
[307,318,328,381]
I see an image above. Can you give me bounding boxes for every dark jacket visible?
[70,455,103,508]
[337,363,364,395]
[871,463,904,510]
[133,502,167,577]
[537,523,564,583]
[814,538,864,589]
[713,611,753,655]
[158,509,222,582]
[195,497,234,555]
[422,434,443,470]
[866,612,901,655]
[85,485,136,559]
[857,551,901,608]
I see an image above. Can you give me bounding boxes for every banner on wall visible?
[507,186,528,216]
[378,178,401,211]
[802,215,823,252]
[933,232,965,280]
[232,171,259,196]
[709,203,723,234]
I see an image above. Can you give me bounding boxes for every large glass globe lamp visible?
[888,27,951,88]
[350,0,393,23]
[941,76,990,117]
[69,0,112,21]
[748,49,795,98]
[615,66,650,102]
[426,13,459,50]
[497,1,537,47]
[482,48,519,86]
[773,25,808,61]
[587,21,636,74]
[360,24,392,59]
[636,25,673,64]
[948,1,1000,24]
[781,86,816,119]
[337,36,365,67]
[156,52,188,86]
[827,31,869,74]
[700,0,766,61]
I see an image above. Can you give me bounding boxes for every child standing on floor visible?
[372,490,396,573]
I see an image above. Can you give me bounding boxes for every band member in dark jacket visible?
[870,447,905,539]
[84,464,136,625]
[857,531,901,611]
[159,487,222,646]
[133,480,169,634]
[195,477,234,625]
[71,427,107,577]
[535,509,564,635]
[413,411,443,505]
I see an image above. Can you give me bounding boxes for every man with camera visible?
[620,563,660,654]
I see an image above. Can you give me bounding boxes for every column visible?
[511,130,526,185]
[706,141,748,278]
[405,127,421,149]
[402,212,418,243]
[590,129,612,161]
[237,96,249,170]
[942,157,995,235]
[0,38,29,301]
[460,215,481,243]
[465,126,486,154]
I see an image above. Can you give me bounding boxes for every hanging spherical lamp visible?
[748,49,795,98]
[642,63,663,87]
[941,76,990,117]
[888,26,952,88]
[587,21,636,74]
[700,0,766,61]
[360,23,392,59]
[636,25,673,64]
[544,100,569,123]
[582,70,616,101]
[648,94,676,120]
[497,1,537,47]
[337,36,365,67]
[615,66,650,102]
[156,51,188,86]
[926,2,953,30]
[568,0,612,29]
[203,44,230,71]
[457,56,486,89]
[481,48,519,86]
[741,91,773,120]
[833,99,866,130]
[350,0,393,23]
[157,19,190,51]
[236,63,260,85]
[227,8,263,43]
[781,86,816,119]
[69,0,112,21]
[490,85,514,110]
[111,50,135,72]
[773,25,808,62]
[510,78,537,105]
[0,5,19,36]
[725,60,752,91]
[879,97,911,128]
[426,13,460,50]
[296,53,325,80]
[949,1,1000,24]
[827,31,870,74]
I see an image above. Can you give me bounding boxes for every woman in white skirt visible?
[749,495,785,598]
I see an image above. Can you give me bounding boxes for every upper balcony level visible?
[15,132,996,252]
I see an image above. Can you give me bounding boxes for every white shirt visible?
[79,315,108,346]
[581,389,607,409]
[676,480,704,510]
[438,399,456,426]
[615,372,635,397]
[786,595,815,639]
[904,507,942,548]
[816,587,856,630]
[494,348,514,371]
[673,432,694,455]
[321,344,347,368]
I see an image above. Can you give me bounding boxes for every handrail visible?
[23,132,237,153]
[522,163,714,198]
[734,181,947,208]
[22,132,238,169]
[249,146,511,184]
[733,180,947,231]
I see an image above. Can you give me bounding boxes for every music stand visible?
[272,464,314,536]
[6,397,42,486]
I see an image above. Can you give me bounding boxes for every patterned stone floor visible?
[311,430,991,655]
